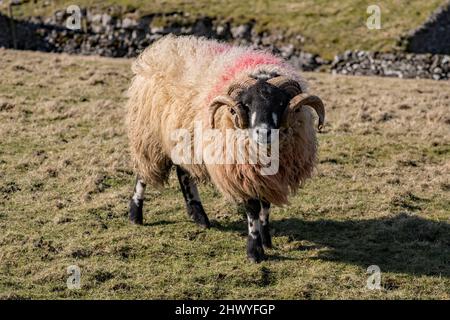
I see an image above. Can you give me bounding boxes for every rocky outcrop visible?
[331,50,450,80]
[400,1,450,54]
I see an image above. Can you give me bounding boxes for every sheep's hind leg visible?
[129,176,146,225]
[176,166,210,228]
[245,199,266,263]
[260,200,272,249]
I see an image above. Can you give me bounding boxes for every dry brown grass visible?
[0,48,449,299]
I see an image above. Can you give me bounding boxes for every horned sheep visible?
[126,35,325,263]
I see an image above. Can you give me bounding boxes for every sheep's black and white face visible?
[240,79,290,145]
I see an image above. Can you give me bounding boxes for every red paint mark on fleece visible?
[206,52,283,103]
[210,43,232,54]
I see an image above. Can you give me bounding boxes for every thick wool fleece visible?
[126,35,317,206]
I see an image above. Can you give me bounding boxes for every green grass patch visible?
[0,49,449,299]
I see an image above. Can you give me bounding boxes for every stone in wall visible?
[331,50,450,80]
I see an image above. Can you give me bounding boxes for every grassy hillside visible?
[2,0,447,59]
[0,49,449,299]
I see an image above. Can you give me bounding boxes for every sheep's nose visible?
[252,127,272,145]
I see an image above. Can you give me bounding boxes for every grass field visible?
[0,48,449,299]
[2,0,447,59]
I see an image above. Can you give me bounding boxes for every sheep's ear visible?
[231,113,241,128]
[229,104,249,129]
[229,109,247,129]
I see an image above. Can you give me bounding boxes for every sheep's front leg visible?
[129,176,146,225]
[260,200,272,249]
[176,166,210,228]
[245,199,266,263]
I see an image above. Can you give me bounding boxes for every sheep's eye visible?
[230,108,236,115]
[242,103,250,111]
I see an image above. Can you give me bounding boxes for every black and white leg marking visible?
[176,166,210,228]
[129,176,146,225]
[245,199,265,263]
[260,200,272,249]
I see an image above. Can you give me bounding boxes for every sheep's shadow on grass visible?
[143,220,177,227]
[215,214,450,277]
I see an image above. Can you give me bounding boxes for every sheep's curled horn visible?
[267,76,325,131]
[208,76,325,131]
[208,77,256,129]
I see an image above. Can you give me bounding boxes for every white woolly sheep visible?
[126,35,325,262]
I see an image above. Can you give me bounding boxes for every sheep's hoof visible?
[129,199,143,225]
[247,236,266,263]
[191,212,211,228]
[188,202,211,228]
[247,250,266,263]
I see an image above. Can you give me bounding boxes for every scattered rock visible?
[121,17,138,29]
[231,23,252,40]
